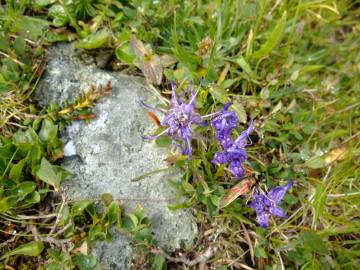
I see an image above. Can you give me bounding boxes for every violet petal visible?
[257,212,270,228]
[268,181,294,204]
[270,206,287,218]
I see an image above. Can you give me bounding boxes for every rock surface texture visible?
[36,44,197,270]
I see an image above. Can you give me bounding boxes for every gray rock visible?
[92,231,134,270]
[36,44,197,270]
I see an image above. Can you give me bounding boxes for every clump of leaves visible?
[0,117,156,269]
[0,32,45,136]
[0,118,68,267]
[0,76,162,269]
[0,2,162,269]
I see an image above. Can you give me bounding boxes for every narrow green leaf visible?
[107,201,122,229]
[300,231,328,255]
[271,101,283,114]
[13,36,26,56]
[171,15,198,72]
[168,201,192,211]
[115,43,135,64]
[8,158,27,182]
[155,135,172,147]
[254,245,268,258]
[210,195,220,207]
[1,58,19,82]
[71,199,93,217]
[209,84,229,104]
[39,119,58,143]
[134,228,153,243]
[182,182,195,193]
[230,102,247,123]
[0,241,44,260]
[34,0,57,7]
[151,254,167,270]
[25,191,41,204]
[88,224,105,241]
[305,156,326,169]
[36,157,60,189]
[13,16,48,40]
[131,167,171,182]
[122,215,136,231]
[74,254,97,270]
[0,73,11,92]
[235,56,257,79]
[206,39,218,81]
[76,29,110,50]
[11,181,36,200]
[101,193,113,206]
[25,128,40,144]
[128,214,139,227]
[0,34,10,52]
[0,197,12,212]
[312,184,326,226]
[252,12,287,60]
[0,143,17,159]
[48,4,68,27]
[28,145,42,175]
[9,158,26,182]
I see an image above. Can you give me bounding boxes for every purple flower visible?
[211,104,254,178]
[248,181,294,228]
[142,81,216,158]
[211,102,238,148]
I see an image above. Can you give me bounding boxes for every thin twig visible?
[36,236,71,246]
[16,213,57,220]
[267,205,305,238]
[235,263,254,270]
[0,235,17,248]
[0,51,25,66]
[49,189,68,236]
[227,249,251,268]
[148,83,170,105]
[276,250,285,270]
[131,167,172,182]
[241,222,255,265]
[28,224,71,248]
[342,131,360,145]
[9,34,37,46]
[327,191,360,198]
[28,224,40,241]
[54,223,73,237]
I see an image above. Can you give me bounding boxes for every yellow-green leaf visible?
[0,241,44,260]
[71,199,93,217]
[230,102,247,123]
[76,29,110,50]
[39,119,58,143]
[252,12,287,60]
[9,158,27,182]
[36,157,61,189]
[209,84,229,104]
[235,56,257,79]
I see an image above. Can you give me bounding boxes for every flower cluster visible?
[249,182,294,228]
[142,80,294,228]
[211,103,254,178]
[142,81,214,158]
